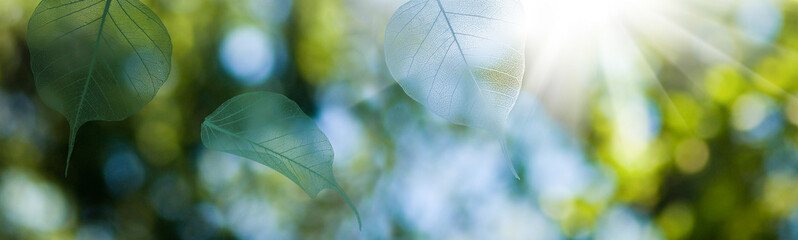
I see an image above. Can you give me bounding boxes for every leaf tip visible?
[336,186,362,231]
[64,124,82,178]
[348,196,363,231]
[356,213,363,231]
[499,138,521,180]
[507,160,520,180]
[65,138,75,178]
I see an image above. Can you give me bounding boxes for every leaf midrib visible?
[74,0,113,125]
[203,121,340,192]
[434,0,486,98]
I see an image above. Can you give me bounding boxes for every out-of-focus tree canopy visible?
[0,0,797,239]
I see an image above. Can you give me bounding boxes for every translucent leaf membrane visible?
[27,0,172,175]
[384,0,526,130]
[201,91,362,229]
[384,0,526,178]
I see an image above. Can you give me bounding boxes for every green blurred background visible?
[1,0,798,239]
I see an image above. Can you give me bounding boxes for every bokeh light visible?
[0,169,70,235]
[103,143,146,197]
[736,0,783,45]
[1,0,798,239]
[219,26,276,86]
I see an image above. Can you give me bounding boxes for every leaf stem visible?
[499,137,520,180]
[65,124,80,177]
[336,186,362,231]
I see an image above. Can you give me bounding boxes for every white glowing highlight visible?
[518,0,788,163]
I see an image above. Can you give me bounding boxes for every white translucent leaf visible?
[384,0,526,130]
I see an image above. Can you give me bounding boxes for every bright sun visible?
[517,0,789,165]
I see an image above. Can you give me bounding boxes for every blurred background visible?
[1,0,798,239]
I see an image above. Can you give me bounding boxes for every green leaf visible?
[201,91,362,229]
[27,0,172,176]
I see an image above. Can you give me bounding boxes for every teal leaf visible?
[27,0,172,176]
[201,91,362,229]
[384,0,526,130]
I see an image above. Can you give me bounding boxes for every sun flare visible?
[518,0,789,167]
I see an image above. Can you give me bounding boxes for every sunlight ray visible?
[623,21,710,96]
[617,22,697,136]
[598,22,647,149]
[662,2,798,62]
[631,10,797,100]
[517,20,571,123]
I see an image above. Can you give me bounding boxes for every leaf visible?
[200,91,362,229]
[27,0,172,176]
[384,0,526,130]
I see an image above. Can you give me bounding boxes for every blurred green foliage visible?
[0,0,797,239]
